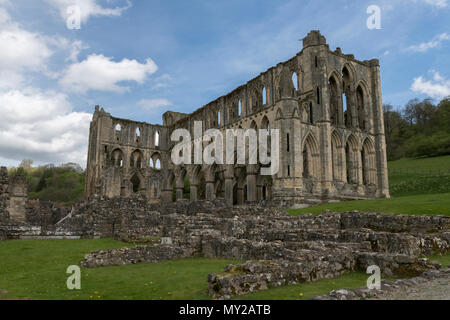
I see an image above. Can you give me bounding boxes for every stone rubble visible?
[1,196,449,299]
[310,267,450,300]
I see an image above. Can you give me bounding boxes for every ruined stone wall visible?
[60,198,448,299]
[0,168,28,223]
[7,174,27,222]
[85,30,389,208]
[0,167,9,223]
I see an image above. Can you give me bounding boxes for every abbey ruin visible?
[2,31,449,301]
[85,30,389,207]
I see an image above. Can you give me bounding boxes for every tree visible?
[19,159,33,169]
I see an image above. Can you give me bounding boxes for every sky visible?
[0,0,449,168]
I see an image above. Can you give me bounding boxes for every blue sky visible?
[0,0,449,167]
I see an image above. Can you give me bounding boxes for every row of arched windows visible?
[327,66,368,130]
[110,148,161,170]
[204,69,300,129]
[114,123,160,146]
[302,133,376,186]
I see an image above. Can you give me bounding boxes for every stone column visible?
[370,60,390,198]
[246,165,257,202]
[319,66,334,196]
[349,89,358,128]
[161,189,173,203]
[224,165,234,206]
[190,183,198,202]
[175,178,184,201]
[237,187,244,205]
[257,184,263,201]
[205,180,215,200]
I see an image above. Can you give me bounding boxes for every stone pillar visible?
[349,89,358,128]
[319,63,334,196]
[205,180,215,200]
[257,184,263,201]
[161,189,173,203]
[370,61,390,198]
[7,175,27,222]
[224,165,234,206]
[190,183,198,202]
[246,165,257,202]
[175,178,184,201]
[237,187,244,205]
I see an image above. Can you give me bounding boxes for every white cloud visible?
[45,0,131,23]
[60,54,158,93]
[0,88,92,166]
[150,74,173,90]
[67,40,89,63]
[423,0,448,8]
[138,98,173,113]
[411,70,450,99]
[407,33,450,52]
[0,8,54,89]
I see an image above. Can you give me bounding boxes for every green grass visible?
[287,192,450,216]
[388,155,450,173]
[0,240,448,300]
[287,156,450,216]
[388,155,450,197]
[1,156,449,300]
[429,253,450,268]
[0,239,239,300]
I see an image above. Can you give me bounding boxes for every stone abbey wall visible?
[85,30,390,207]
[0,167,27,223]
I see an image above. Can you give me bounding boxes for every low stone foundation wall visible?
[80,244,196,268]
[1,196,449,299]
[207,256,441,300]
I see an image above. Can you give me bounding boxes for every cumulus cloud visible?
[60,54,158,93]
[407,33,450,52]
[138,98,173,113]
[423,0,448,8]
[45,0,131,23]
[67,40,89,63]
[0,8,54,89]
[0,88,92,166]
[150,74,173,91]
[411,70,450,100]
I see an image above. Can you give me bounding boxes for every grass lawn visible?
[287,192,450,216]
[388,156,450,197]
[0,240,448,300]
[388,155,450,173]
[1,156,448,300]
[0,239,239,300]
[287,156,450,216]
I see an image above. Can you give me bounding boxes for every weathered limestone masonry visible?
[0,167,27,223]
[52,197,448,299]
[311,267,450,300]
[0,167,9,223]
[0,191,448,298]
[85,30,390,208]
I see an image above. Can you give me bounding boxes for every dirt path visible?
[372,274,450,300]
